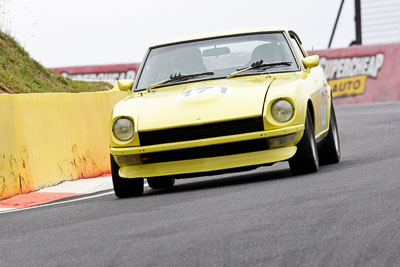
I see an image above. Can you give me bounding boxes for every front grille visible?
[142,138,268,164]
[139,117,264,146]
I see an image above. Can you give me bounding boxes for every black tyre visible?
[110,155,144,198]
[147,177,175,189]
[289,109,319,175]
[318,103,341,165]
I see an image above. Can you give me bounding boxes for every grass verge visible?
[0,31,112,94]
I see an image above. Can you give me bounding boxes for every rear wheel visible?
[318,103,341,165]
[111,155,144,198]
[289,109,319,175]
[147,177,175,189]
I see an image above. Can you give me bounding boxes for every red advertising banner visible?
[52,63,140,83]
[310,43,400,105]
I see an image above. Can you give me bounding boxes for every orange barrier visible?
[0,91,127,200]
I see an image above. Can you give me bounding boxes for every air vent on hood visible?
[138,117,264,146]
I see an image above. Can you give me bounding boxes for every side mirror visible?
[302,55,320,73]
[117,80,134,92]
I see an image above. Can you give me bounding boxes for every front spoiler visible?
[118,146,297,178]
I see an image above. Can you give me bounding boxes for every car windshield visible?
[135,32,299,90]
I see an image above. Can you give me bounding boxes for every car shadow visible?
[143,166,294,197]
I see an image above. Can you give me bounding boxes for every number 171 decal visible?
[177,86,231,101]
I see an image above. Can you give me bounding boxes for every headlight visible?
[113,118,134,141]
[271,99,294,123]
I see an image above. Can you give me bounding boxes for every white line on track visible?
[0,184,149,215]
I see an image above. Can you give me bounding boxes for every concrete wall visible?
[0,91,127,200]
[310,43,400,105]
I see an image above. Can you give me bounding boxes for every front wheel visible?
[318,103,341,165]
[111,155,144,198]
[289,109,319,175]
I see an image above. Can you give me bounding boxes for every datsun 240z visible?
[110,27,341,197]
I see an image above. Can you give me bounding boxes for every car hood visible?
[127,77,274,131]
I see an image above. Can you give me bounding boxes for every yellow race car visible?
[110,27,340,197]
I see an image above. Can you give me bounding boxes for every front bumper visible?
[119,146,296,178]
[110,124,304,178]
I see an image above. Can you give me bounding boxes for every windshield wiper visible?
[145,71,214,91]
[227,60,292,78]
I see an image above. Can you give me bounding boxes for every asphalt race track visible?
[0,102,400,266]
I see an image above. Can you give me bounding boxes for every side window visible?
[290,35,306,68]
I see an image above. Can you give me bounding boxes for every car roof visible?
[150,27,294,48]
